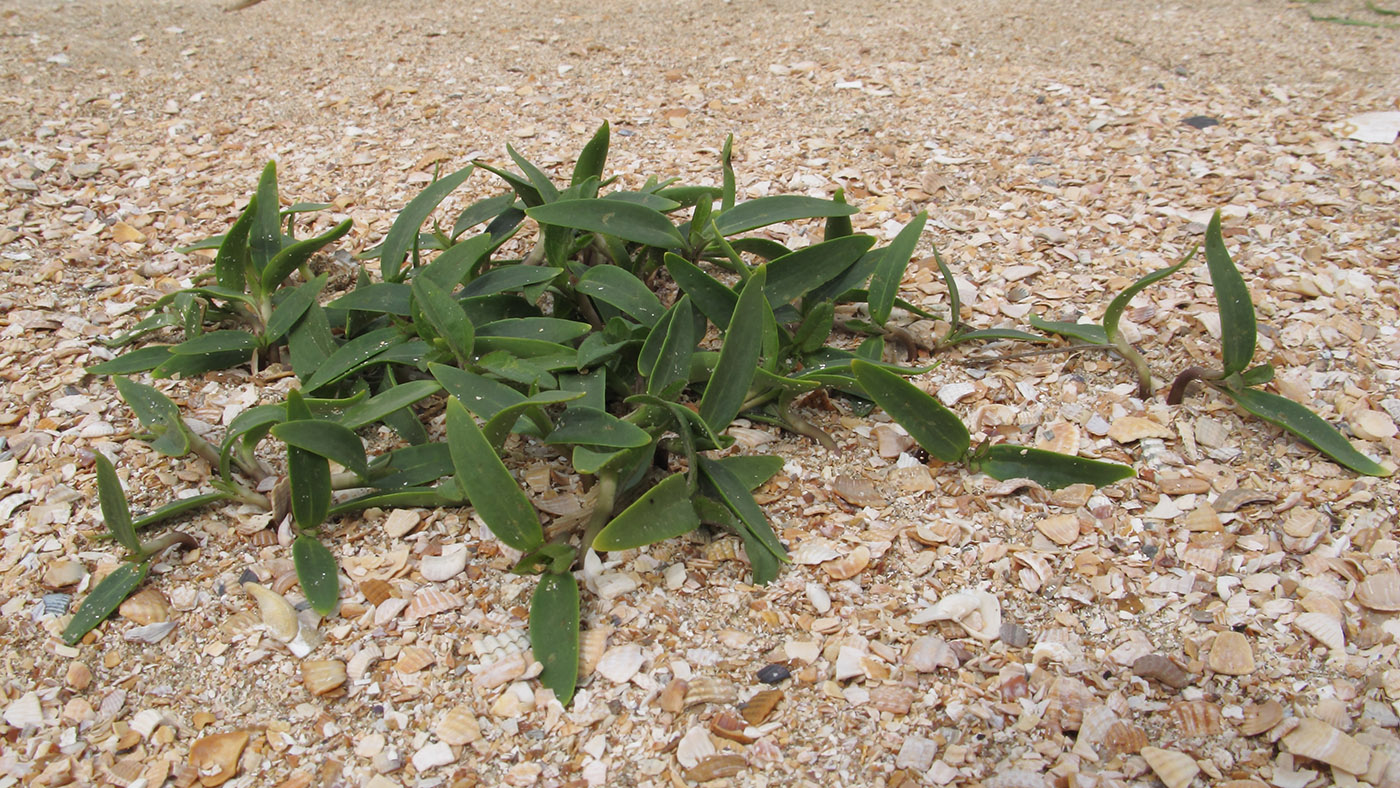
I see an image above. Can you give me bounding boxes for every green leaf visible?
[421,231,504,290]
[61,560,149,645]
[714,195,858,236]
[261,218,353,293]
[94,453,138,554]
[693,496,780,584]
[664,252,739,327]
[868,211,927,326]
[697,456,788,565]
[250,161,282,277]
[850,359,969,463]
[477,318,590,344]
[643,297,696,397]
[213,195,257,291]
[87,346,173,376]
[604,191,681,212]
[381,165,475,281]
[446,397,543,552]
[337,379,441,430]
[973,445,1135,489]
[412,275,475,366]
[530,573,580,705]
[169,330,258,356]
[708,454,784,490]
[113,376,190,457]
[292,534,340,616]
[301,327,402,393]
[792,301,835,354]
[474,161,544,208]
[288,303,337,380]
[272,420,369,478]
[948,328,1051,345]
[699,268,768,432]
[1028,316,1109,345]
[578,266,664,326]
[286,391,331,531]
[132,491,234,531]
[463,265,563,298]
[720,134,737,212]
[1204,210,1256,375]
[507,144,561,203]
[1224,387,1391,476]
[546,407,651,448]
[101,311,180,348]
[572,121,610,187]
[593,473,700,550]
[328,485,466,516]
[452,193,516,240]
[1103,249,1192,343]
[1240,364,1275,388]
[527,199,685,249]
[931,245,962,326]
[327,283,414,316]
[823,187,854,241]
[764,235,875,307]
[265,274,329,344]
[481,391,579,450]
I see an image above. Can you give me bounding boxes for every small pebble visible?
[757,664,791,684]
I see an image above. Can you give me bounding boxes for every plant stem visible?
[579,470,619,554]
[780,394,837,451]
[1167,366,1222,406]
[963,343,1114,366]
[1110,336,1155,399]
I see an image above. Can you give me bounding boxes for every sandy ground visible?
[3,1,1400,786]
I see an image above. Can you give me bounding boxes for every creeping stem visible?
[1167,366,1223,406]
[579,470,619,554]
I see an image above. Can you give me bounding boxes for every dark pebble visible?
[1182,115,1219,129]
[756,664,790,684]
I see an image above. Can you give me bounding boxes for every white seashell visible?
[910,590,1001,641]
[1034,514,1080,546]
[1281,719,1372,774]
[436,705,481,746]
[1035,421,1081,457]
[1351,410,1397,441]
[834,645,866,681]
[676,725,716,769]
[123,621,177,644]
[1108,416,1173,443]
[473,652,527,690]
[403,587,463,621]
[420,545,468,583]
[346,645,382,680]
[1356,572,1400,612]
[244,582,299,641]
[119,588,171,626]
[374,596,410,627]
[594,572,638,600]
[791,538,841,565]
[805,582,832,614]
[822,545,871,580]
[895,735,939,771]
[595,644,646,684]
[3,691,43,728]
[410,741,456,772]
[905,635,959,672]
[286,621,323,659]
[383,509,422,538]
[1194,416,1231,449]
[1141,746,1200,788]
[1072,704,1119,759]
[1294,611,1345,650]
[937,382,978,407]
[97,688,126,720]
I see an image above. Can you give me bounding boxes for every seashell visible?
[168,586,199,611]
[346,645,381,680]
[402,587,462,621]
[124,621,177,644]
[1294,611,1345,651]
[1180,544,1222,573]
[875,424,914,458]
[1194,416,1230,449]
[1351,409,1397,441]
[1207,631,1255,676]
[219,610,260,639]
[243,583,299,642]
[395,646,435,675]
[285,620,323,659]
[1140,746,1200,788]
[1108,416,1173,444]
[1355,572,1400,612]
[42,592,71,617]
[1216,782,1268,788]
[905,635,959,672]
[791,538,841,565]
[1140,437,1183,469]
[912,519,967,546]
[595,643,645,684]
[823,545,871,580]
[1281,718,1372,774]
[359,578,395,607]
[1036,421,1081,457]
[710,711,754,743]
[869,685,914,715]
[1238,699,1284,736]
[1034,513,1080,546]
[1181,504,1222,532]
[1000,622,1030,648]
[684,754,745,783]
[911,590,1001,641]
[1072,704,1117,758]
[247,528,277,547]
[271,568,301,595]
[684,676,737,708]
[740,689,783,726]
[577,628,608,679]
[832,474,885,507]
[937,382,978,407]
[188,731,250,787]
[1212,487,1275,513]
[895,735,940,772]
[42,559,86,588]
[473,652,526,689]
[1045,676,1094,731]
[1310,698,1351,731]
[1103,721,1148,755]
[677,725,716,769]
[703,537,743,562]
[1133,654,1192,689]
[473,628,530,664]
[66,662,92,691]
[3,691,43,728]
[382,508,422,538]
[301,660,346,696]
[104,757,144,787]
[998,663,1029,702]
[119,588,171,626]
[436,705,481,746]
[420,545,468,583]
[658,678,689,714]
[1171,700,1224,737]
[983,769,1049,788]
[97,688,127,720]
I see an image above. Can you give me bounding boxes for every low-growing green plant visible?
[1167,211,1390,477]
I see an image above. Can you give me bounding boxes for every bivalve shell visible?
[302,660,346,696]
[1034,513,1080,546]
[822,544,871,580]
[1103,721,1149,755]
[709,711,754,743]
[1140,746,1200,788]
[1108,416,1173,443]
[436,705,481,745]
[124,621,178,644]
[1281,718,1372,774]
[1238,699,1284,736]
[791,538,841,565]
[119,588,171,626]
[1072,704,1118,758]
[420,545,468,582]
[395,646,436,675]
[1133,654,1192,689]
[1045,676,1094,731]
[740,689,783,726]
[359,578,395,607]
[595,644,645,684]
[3,691,43,728]
[869,685,914,715]
[1356,572,1400,612]
[402,587,462,621]
[1294,611,1345,651]
[1170,700,1224,737]
[684,754,745,783]
[1207,631,1255,676]
[189,731,249,787]
[683,676,737,708]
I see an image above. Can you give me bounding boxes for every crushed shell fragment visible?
[1140,746,1200,788]
[1355,572,1400,611]
[1207,631,1254,675]
[1239,699,1284,736]
[188,731,249,787]
[1281,718,1372,774]
[301,660,346,696]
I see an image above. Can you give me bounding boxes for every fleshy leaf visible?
[714,195,858,236]
[1204,210,1256,375]
[697,457,787,565]
[546,407,651,449]
[113,376,190,457]
[1103,249,1192,343]
[592,473,700,550]
[699,268,768,432]
[577,266,664,326]
[61,560,149,645]
[132,491,234,531]
[530,572,581,705]
[868,211,927,326]
[213,194,257,291]
[849,359,969,463]
[764,235,875,307]
[446,397,544,552]
[527,199,685,249]
[260,218,353,293]
[272,420,369,478]
[265,274,329,344]
[412,275,475,365]
[292,533,340,616]
[664,252,738,328]
[337,379,442,430]
[285,391,331,531]
[973,444,1135,489]
[86,346,173,376]
[1224,387,1391,476]
[1028,316,1108,345]
[301,327,402,393]
[380,165,475,281]
[169,330,258,356]
[94,453,139,554]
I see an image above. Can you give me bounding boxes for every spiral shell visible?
[577,627,608,679]
[119,588,171,626]
[703,538,744,563]
[301,660,346,696]
[1103,721,1149,755]
[1045,676,1094,732]
[709,711,754,743]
